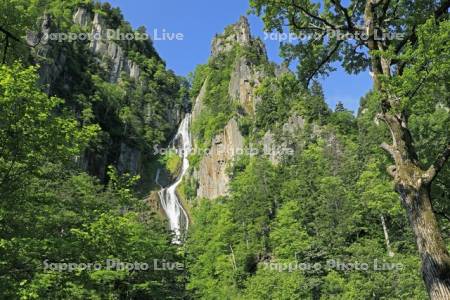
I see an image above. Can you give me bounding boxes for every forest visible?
[0,0,449,299]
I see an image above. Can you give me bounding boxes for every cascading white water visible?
[158,114,191,243]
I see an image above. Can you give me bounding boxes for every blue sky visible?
[106,0,372,112]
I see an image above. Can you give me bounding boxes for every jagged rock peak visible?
[232,16,252,44]
[73,9,142,82]
[73,7,91,27]
[211,16,265,57]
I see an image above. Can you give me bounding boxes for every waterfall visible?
[157,114,191,243]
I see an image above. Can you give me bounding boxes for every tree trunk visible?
[398,183,450,299]
[362,0,450,297]
[380,214,394,257]
[377,109,450,299]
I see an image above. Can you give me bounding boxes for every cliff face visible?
[86,9,141,83]
[189,17,325,200]
[191,78,207,123]
[196,118,244,199]
[228,56,266,115]
[31,6,185,182]
[211,16,252,57]
[262,114,306,164]
[214,16,267,115]
[190,16,268,199]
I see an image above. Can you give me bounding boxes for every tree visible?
[0,63,97,195]
[334,101,345,112]
[250,0,450,297]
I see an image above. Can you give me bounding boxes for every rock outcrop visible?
[211,16,251,56]
[228,57,266,114]
[117,143,142,175]
[211,16,268,115]
[211,16,266,58]
[72,7,91,27]
[197,119,244,199]
[77,9,141,82]
[192,17,271,199]
[30,7,183,181]
[191,78,208,123]
[262,114,306,164]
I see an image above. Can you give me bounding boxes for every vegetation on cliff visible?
[0,0,449,299]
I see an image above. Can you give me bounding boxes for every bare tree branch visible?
[434,209,450,223]
[288,15,327,32]
[394,25,417,55]
[395,1,449,55]
[435,0,450,20]
[425,143,450,183]
[2,35,9,64]
[289,0,337,29]
[380,0,391,22]
[0,26,21,42]
[305,40,342,87]
[330,0,355,31]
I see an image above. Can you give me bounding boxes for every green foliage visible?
[269,200,312,259]
[2,1,449,299]
[177,173,198,203]
[188,64,208,99]
[188,153,202,169]
[158,151,182,178]
[0,62,183,299]
[236,41,268,66]
[0,1,185,180]
[0,63,98,194]
[191,42,270,149]
[191,50,236,149]
[187,115,427,299]
[242,268,308,300]
[255,73,302,131]
[329,106,357,135]
[0,0,46,63]
[186,199,240,299]
[2,172,184,299]
[246,2,450,296]
[255,74,330,132]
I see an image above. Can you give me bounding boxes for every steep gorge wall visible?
[187,16,335,201]
[190,17,264,199]
[196,118,244,199]
[30,5,185,182]
[188,16,298,199]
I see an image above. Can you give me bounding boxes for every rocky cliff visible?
[188,16,330,200]
[30,5,185,182]
[189,16,269,199]
[218,16,267,115]
[196,118,244,199]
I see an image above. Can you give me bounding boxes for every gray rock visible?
[262,115,305,164]
[192,78,208,123]
[73,7,91,27]
[228,57,266,114]
[197,118,244,199]
[211,16,251,57]
[89,12,141,83]
[118,143,142,175]
[282,114,305,134]
[126,60,140,80]
[274,63,292,77]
